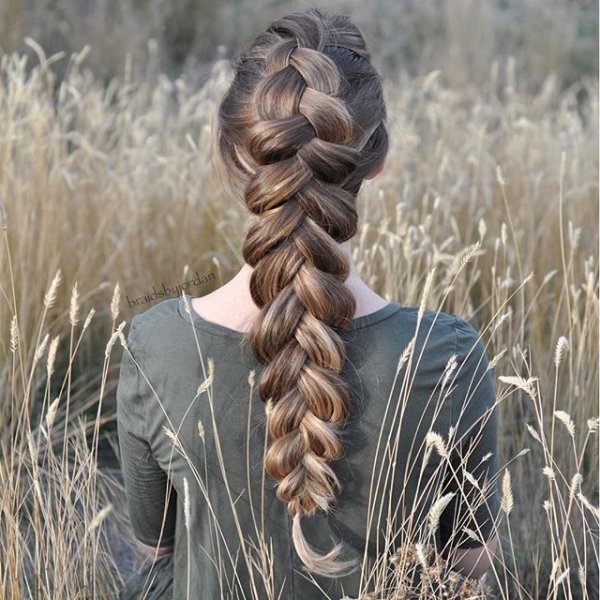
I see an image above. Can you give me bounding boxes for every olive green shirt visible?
[116,294,500,599]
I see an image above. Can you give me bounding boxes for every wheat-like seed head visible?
[501,222,508,246]
[10,315,18,354]
[478,217,487,239]
[458,240,483,274]
[47,335,60,377]
[578,565,586,588]
[265,398,273,417]
[26,430,37,465]
[554,336,570,368]
[34,333,50,364]
[569,473,583,500]
[441,353,458,389]
[569,223,582,250]
[554,410,575,437]
[496,164,506,186]
[396,336,415,372]
[555,568,570,587]
[110,282,120,321]
[417,267,436,323]
[576,492,600,519]
[198,360,215,395]
[501,468,513,515]
[492,310,512,332]
[69,281,80,327]
[498,375,538,397]
[43,269,62,309]
[82,308,95,333]
[163,425,183,450]
[45,397,60,431]
[587,417,600,433]
[107,321,127,357]
[526,423,542,444]
[425,431,449,460]
[463,469,481,491]
[428,492,455,536]
[88,504,113,532]
[183,476,191,530]
[415,542,428,570]
[462,527,481,543]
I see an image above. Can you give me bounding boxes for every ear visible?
[364,157,386,180]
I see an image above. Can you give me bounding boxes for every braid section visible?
[241,16,362,577]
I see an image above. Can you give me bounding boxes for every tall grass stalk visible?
[0,43,597,598]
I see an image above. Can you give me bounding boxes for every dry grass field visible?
[0,1,598,598]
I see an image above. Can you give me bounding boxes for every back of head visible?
[214,7,389,577]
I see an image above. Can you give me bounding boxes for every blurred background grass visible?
[0,1,598,598]
[0,0,597,89]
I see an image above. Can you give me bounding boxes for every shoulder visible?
[417,307,458,335]
[450,314,488,361]
[397,306,457,353]
[127,297,184,356]
[374,306,458,377]
[415,308,484,351]
[397,307,487,366]
[446,314,494,396]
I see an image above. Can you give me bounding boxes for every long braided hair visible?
[213,8,389,577]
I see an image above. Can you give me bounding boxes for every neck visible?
[226,239,386,314]
[191,239,389,330]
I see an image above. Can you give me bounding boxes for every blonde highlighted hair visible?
[213,7,389,577]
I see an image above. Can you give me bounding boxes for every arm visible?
[117,425,177,552]
[438,317,501,575]
[116,318,177,554]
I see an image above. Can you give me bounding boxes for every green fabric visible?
[118,554,174,599]
[116,294,500,599]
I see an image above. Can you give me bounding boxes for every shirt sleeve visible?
[437,316,500,550]
[116,315,177,548]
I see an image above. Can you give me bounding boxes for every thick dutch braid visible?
[214,8,389,576]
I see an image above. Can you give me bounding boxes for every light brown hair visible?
[214,7,389,577]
